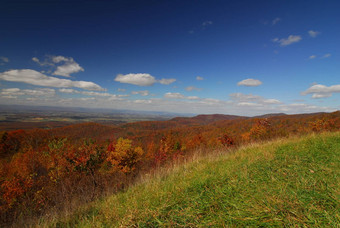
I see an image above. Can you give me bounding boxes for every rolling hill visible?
[47,131,340,227]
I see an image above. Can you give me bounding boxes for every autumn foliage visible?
[0,111,340,226]
[106,138,144,173]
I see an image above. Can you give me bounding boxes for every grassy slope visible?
[47,132,340,227]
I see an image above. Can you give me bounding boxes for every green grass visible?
[45,132,340,227]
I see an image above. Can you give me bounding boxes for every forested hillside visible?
[1,111,339,226]
[51,131,340,227]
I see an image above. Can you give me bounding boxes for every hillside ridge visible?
[47,132,340,227]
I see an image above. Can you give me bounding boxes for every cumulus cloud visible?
[186,86,202,92]
[59,88,77,93]
[32,55,84,77]
[32,56,57,67]
[115,73,156,86]
[52,56,70,63]
[229,93,281,105]
[309,55,316,59]
[196,76,204,81]
[321,53,331,58]
[32,57,40,63]
[308,30,320,38]
[278,103,335,113]
[79,97,96,101]
[164,92,202,101]
[0,88,334,116]
[115,73,176,86]
[230,93,261,101]
[187,96,200,100]
[32,57,50,66]
[164,92,185,99]
[132,90,149,96]
[237,102,260,107]
[0,56,9,65]
[272,35,302,46]
[1,88,55,98]
[237,78,262,87]
[58,88,121,98]
[52,56,84,77]
[0,69,104,91]
[81,91,113,97]
[301,84,340,98]
[263,99,281,104]
[202,21,213,27]
[1,88,21,95]
[134,99,152,104]
[272,17,281,25]
[159,78,176,85]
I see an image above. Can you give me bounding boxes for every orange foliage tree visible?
[106,138,144,174]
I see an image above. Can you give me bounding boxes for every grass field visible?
[43,132,340,227]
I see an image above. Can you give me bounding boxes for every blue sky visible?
[0,0,339,115]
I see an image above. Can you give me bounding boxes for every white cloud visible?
[1,88,55,98]
[79,97,95,101]
[311,93,332,98]
[32,55,84,77]
[117,88,126,92]
[23,88,55,96]
[81,91,112,97]
[158,78,176,85]
[0,69,104,91]
[134,99,152,104]
[202,21,213,27]
[196,76,204,81]
[272,35,302,46]
[0,89,334,116]
[118,94,130,98]
[1,95,16,99]
[229,93,281,105]
[52,56,70,63]
[237,78,262,87]
[308,30,320,38]
[32,57,45,66]
[278,103,335,113]
[186,86,202,91]
[187,96,200,100]
[164,92,203,100]
[1,88,21,95]
[52,56,84,77]
[32,56,55,66]
[301,83,340,98]
[115,73,176,86]
[272,17,281,25]
[115,73,156,86]
[132,90,149,96]
[263,99,281,104]
[230,93,261,101]
[164,92,185,99]
[237,102,260,107]
[58,88,121,99]
[0,56,9,64]
[309,55,316,59]
[59,88,77,93]
[321,53,331,58]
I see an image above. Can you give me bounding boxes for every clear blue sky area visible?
[0,0,339,115]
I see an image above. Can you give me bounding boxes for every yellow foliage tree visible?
[106,138,144,174]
